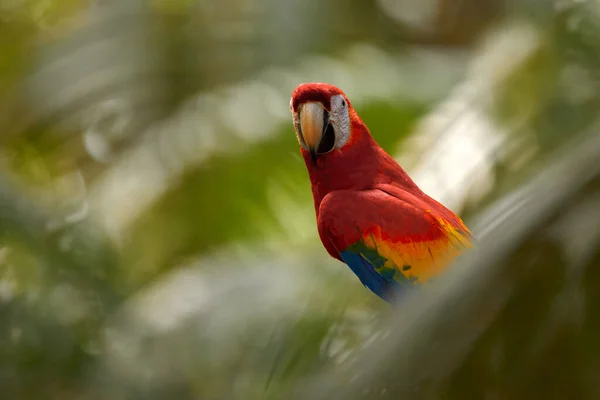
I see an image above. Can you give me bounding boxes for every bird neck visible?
[302,124,422,215]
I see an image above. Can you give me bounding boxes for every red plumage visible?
[290,82,472,301]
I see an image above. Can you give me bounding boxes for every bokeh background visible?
[1,0,600,399]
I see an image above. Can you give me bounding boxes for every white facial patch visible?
[329,94,351,149]
[291,101,308,151]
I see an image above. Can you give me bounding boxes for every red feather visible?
[290,82,350,113]
[291,83,472,296]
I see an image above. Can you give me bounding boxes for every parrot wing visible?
[318,185,472,301]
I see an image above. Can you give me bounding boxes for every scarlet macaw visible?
[290,82,472,302]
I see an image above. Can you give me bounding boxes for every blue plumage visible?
[339,248,396,301]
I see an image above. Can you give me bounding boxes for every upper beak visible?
[299,102,325,162]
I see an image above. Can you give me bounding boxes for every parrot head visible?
[290,82,367,165]
[290,82,403,203]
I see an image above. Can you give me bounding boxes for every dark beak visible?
[310,148,318,163]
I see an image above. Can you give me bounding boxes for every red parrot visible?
[290,82,473,302]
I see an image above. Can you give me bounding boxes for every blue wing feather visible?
[339,243,400,301]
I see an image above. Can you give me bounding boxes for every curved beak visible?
[299,102,325,162]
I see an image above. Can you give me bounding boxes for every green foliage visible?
[1,1,600,399]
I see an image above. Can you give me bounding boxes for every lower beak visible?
[299,102,325,161]
[309,148,318,163]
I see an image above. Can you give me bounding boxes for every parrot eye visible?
[318,123,336,154]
